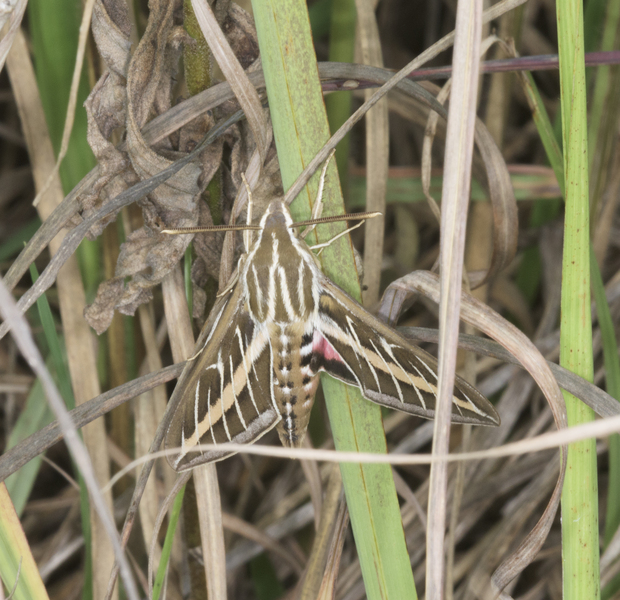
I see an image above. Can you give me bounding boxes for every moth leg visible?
[301,148,336,240]
[240,173,255,252]
[309,219,367,254]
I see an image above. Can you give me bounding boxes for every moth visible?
[164,163,499,471]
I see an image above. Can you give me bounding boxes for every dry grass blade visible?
[297,466,343,599]
[316,500,349,600]
[354,0,388,307]
[426,2,483,597]
[190,0,269,161]
[0,0,27,74]
[162,265,227,600]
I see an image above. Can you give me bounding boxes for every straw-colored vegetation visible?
[0,0,619,598]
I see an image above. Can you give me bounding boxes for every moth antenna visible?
[302,148,337,240]
[162,224,261,234]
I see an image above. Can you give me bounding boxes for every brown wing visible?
[312,280,500,426]
[166,288,280,470]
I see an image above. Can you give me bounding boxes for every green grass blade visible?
[556,1,600,598]
[29,264,75,409]
[153,485,186,600]
[251,0,417,597]
[28,0,95,191]
[4,378,53,516]
[325,0,356,200]
[591,253,620,547]
[0,483,50,600]
[250,554,285,600]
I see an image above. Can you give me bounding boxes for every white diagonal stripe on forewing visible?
[194,379,201,447]
[455,386,485,416]
[237,326,260,416]
[406,360,432,409]
[344,316,382,392]
[218,351,232,441]
[380,339,418,390]
[207,387,216,444]
[230,355,248,429]
[369,338,404,403]
[381,339,429,409]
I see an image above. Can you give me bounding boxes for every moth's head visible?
[261,200,294,231]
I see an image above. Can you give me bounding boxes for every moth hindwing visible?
[165,200,500,470]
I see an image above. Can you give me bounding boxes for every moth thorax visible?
[244,230,316,323]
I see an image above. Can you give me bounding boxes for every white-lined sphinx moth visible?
[164,185,499,471]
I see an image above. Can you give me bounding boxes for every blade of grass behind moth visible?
[151,475,189,600]
[162,265,227,600]
[251,0,417,598]
[354,0,388,307]
[4,377,52,516]
[426,2,483,598]
[6,29,115,599]
[0,483,50,600]
[190,0,269,162]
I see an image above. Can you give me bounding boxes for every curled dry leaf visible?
[82,0,263,333]
[81,0,264,333]
[79,0,133,236]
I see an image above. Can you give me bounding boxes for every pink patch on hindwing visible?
[312,330,344,362]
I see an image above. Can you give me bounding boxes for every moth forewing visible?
[165,283,280,470]
[313,279,500,426]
